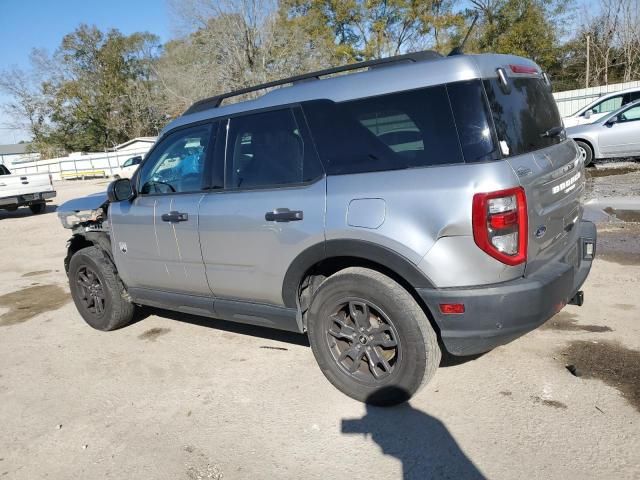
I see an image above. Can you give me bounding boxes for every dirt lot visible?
[1,170,639,479]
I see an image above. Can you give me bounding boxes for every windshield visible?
[483,77,563,156]
[0,164,10,175]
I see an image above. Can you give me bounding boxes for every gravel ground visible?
[0,174,639,480]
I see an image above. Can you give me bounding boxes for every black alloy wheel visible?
[326,298,402,384]
[75,265,106,317]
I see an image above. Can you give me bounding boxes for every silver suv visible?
[58,51,596,406]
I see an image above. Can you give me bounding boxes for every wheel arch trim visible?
[281,239,435,308]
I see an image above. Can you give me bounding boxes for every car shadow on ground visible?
[140,307,487,364]
[439,349,485,367]
[0,203,57,220]
[140,307,310,346]
[342,387,486,479]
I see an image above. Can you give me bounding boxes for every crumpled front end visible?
[57,192,109,229]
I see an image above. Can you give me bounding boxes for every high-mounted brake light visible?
[509,64,539,75]
[472,187,528,266]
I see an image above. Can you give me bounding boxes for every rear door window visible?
[225,107,323,189]
[483,77,563,156]
[303,85,464,175]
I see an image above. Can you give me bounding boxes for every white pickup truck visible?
[0,164,56,214]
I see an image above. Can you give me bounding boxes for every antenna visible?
[448,14,479,57]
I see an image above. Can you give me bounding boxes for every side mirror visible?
[583,110,592,119]
[605,116,618,127]
[107,178,134,202]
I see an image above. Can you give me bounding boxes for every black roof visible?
[182,50,442,116]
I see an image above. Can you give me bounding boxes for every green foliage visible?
[455,0,570,73]
[1,25,163,155]
[2,0,639,155]
[47,25,164,152]
[279,0,463,60]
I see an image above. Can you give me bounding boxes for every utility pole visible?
[585,34,590,89]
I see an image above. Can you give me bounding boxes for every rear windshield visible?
[302,80,499,175]
[483,77,563,156]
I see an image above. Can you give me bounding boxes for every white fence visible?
[8,146,152,181]
[553,80,640,117]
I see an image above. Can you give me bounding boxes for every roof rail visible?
[182,50,443,116]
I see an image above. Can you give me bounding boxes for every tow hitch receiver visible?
[569,291,584,306]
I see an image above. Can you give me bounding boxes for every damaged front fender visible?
[57,192,109,229]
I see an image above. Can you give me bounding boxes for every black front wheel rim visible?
[76,266,106,316]
[325,299,401,385]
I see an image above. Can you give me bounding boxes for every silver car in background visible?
[567,100,640,166]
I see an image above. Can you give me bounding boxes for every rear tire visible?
[68,246,135,331]
[576,140,594,167]
[307,267,440,406]
[29,202,46,214]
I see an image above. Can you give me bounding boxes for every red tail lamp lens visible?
[509,64,539,74]
[440,303,465,314]
[472,187,528,266]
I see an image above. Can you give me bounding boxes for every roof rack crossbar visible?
[182,50,442,116]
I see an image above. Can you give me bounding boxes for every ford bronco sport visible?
[58,51,596,406]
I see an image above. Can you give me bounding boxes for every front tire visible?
[68,246,135,331]
[576,140,594,167]
[307,267,440,406]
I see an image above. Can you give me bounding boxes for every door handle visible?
[265,208,303,222]
[161,211,189,223]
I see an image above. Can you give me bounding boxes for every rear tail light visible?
[472,187,528,266]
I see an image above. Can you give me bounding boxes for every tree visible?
[0,66,52,154]
[157,0,332,115]
[279,0,463,61]
[0,25,163,155]
[458,0,570,72]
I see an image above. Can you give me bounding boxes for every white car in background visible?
[566,100,640,166]
[0,164,56,214]
[563,87,640,127]
[112,155,142,179]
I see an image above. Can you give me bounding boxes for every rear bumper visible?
[418,220,597,356]
[0,190,56,207]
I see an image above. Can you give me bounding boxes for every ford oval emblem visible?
[535,225,547,238]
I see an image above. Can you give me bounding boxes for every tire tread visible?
[69,246,135,331]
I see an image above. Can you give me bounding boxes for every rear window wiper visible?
[540,126,564,138]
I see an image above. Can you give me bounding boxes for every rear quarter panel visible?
[325,161,524,288]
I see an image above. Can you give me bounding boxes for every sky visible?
[0,0,598,145]
[0,0,172,144]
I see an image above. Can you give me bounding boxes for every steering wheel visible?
[142,180,176,194]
